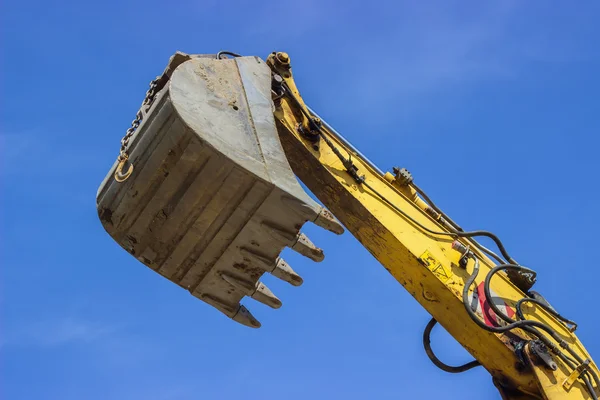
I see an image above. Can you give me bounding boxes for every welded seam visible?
[233,59,269,179]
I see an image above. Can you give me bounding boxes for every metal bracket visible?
[392,167,413,186]
[529,340,557,371]
[563,359,591,391]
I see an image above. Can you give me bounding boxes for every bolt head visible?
[276,52,290,64]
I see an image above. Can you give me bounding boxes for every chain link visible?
[114,76,161,182]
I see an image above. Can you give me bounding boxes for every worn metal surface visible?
[97,54,342,327]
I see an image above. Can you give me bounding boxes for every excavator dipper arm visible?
[266,52,599,399]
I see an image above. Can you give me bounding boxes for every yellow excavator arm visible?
[97,51,598,399]
[268,52,599,399]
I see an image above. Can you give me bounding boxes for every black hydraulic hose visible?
[450,231,517,265]
[412,183,464,232]
[362,179,529,274]
[483,265,600,394]
[462,260,537,333]
[516,298,577,331]
[471,265,569,336]
[551,342,598,400]
[413,181,541,291]
[526,326,600,399]
[460,259,574,380]
[423,318,481,373]
[584,375,600,400]
[484,266,576,344]
[566,348,600,393]
[473,243,506,265]
[216,51,242,59]
[279,83,598,397]
[409,184,507,265]
[461,262,581,362]
[283,83,525,272]
[374,178,598,392]
[553,349,598,400]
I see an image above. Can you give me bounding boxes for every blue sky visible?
[2,1,599,399]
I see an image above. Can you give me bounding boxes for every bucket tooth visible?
[291,233,325,262]
[240,248,302,285]
[272,258,303,286]
[251,282,282,309]
[220,273,281,309]
[281,197,344,235]
[314,207,345,235]
[232,305,261,328]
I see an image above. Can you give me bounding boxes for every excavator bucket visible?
[96,52,343,327]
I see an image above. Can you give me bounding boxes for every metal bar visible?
[307,106,385,177]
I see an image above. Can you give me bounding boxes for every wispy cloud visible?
[355,3,519,91]
[322,2,528,115]
[2,316,116,348]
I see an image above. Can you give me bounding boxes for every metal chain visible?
[114,76,161,182]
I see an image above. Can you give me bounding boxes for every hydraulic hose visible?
[461,263,570,340]
[461,261,544,333]
[412,183,464,232]
[279,82,598,397]
[423,318,481,373]
[481,265,560,334]
[410,183,508,265]
[283,82,526,273]
[483,265,600,392]
[361,178,530,277]
[516,298,577,331]
[216,51,242,59]
[284,82,536,290]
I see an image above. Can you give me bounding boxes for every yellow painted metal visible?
[524,345,594,399]
[419,250,453,283]
[564,360,592,391]
[383,171,432,215]
[269,52,599,399]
